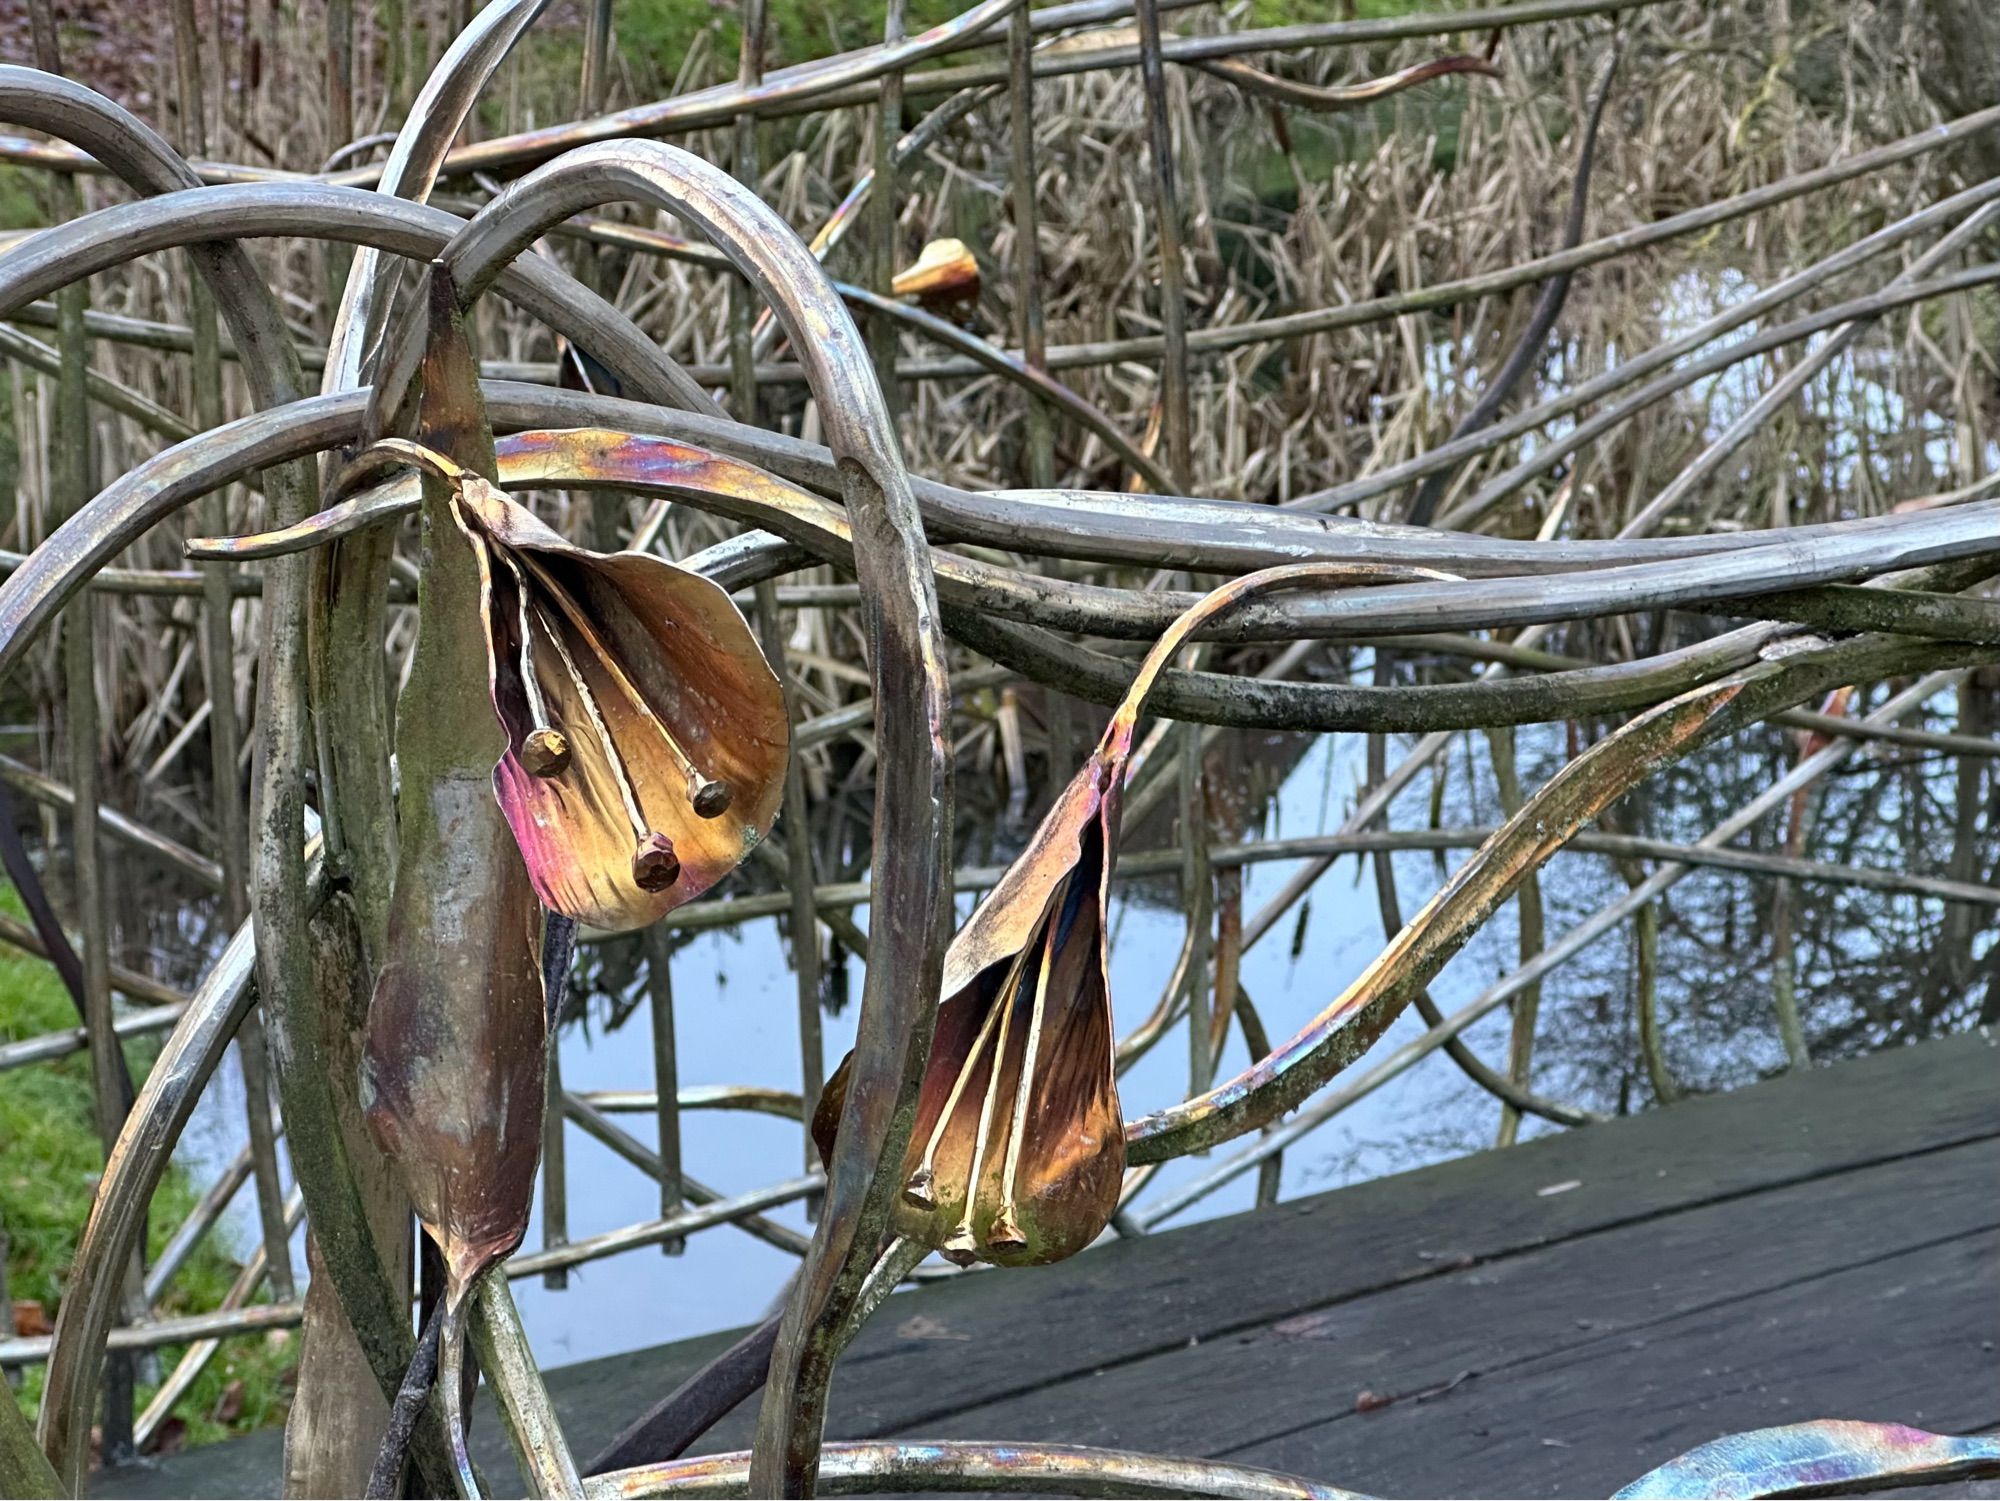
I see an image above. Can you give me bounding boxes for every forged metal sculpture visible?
[0,2,1997,1499]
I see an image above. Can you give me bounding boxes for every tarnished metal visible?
[319,0,551,396]
[1126,640,1991,1166]
[1193,52,1496,113]
[1133,0,1189,491]
[815,564,1441,1267]
[5,12,1998,1498]
[469,1277,585,1499]
[0,1379,58,1498]
[357,269,546,1498]
[35,886,309,1486]
[133,1189,306,1450]
[0,180,722,421]
[374,0,1018,182]
[184,429,2000,652]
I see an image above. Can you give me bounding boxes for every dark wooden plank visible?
[1231,1228,2000,1498]
[873,1138,1998,1465]
[693,1030,2000,1451]
[90,1031,1998,1498]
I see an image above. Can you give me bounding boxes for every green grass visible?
[0,884,295,1449]
[602,0,1441,78]
[0,167,48,234]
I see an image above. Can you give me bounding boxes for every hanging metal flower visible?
[818,562,1447,1267]
[369,438,788,934]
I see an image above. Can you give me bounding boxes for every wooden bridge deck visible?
[95,1027,1999,1498]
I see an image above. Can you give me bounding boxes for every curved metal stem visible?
[587,1440,1364,1499]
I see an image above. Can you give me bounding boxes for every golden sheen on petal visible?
[820,796,1125,1269]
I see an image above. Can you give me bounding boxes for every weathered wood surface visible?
[93,1027,1998,1499]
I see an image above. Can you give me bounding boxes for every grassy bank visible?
[0,885,294,1450]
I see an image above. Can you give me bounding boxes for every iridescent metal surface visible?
[1612,1421,2000,1499]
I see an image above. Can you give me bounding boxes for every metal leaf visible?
[357,267,548,1496]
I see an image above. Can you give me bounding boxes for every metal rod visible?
[1135,671,1965,1224]
[1007,0,1053,488]
[543,1037,571,1288]
[1134,0,1191,492]
[141,1144,252,1307]
[0,1176,827,1368]
[562,1095,812,1257]
[645,926,686,1255]
[133,1189,304,1450]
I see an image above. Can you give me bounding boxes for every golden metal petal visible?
[452,483,788,933]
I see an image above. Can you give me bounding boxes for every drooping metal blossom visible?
[366,438,788,934]
[817,562,1447,1267]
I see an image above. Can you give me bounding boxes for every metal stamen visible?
[948,935,1039,1256]
[907,938,1036,1212]
[495,548,571,778]
[522,728,572,778]
[517,553,734,820]
[533,599,678,891]
[689,776,734,820]
[990,912,1062,1253]
[632,832,682,892]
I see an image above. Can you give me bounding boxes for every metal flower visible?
[818,563,1433,1268]
[817,733,1126,1268]
[370,439,788,934]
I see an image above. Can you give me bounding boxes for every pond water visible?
[163,661,1988,1373]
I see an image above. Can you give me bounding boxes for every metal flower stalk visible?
[353,268,549,1500]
